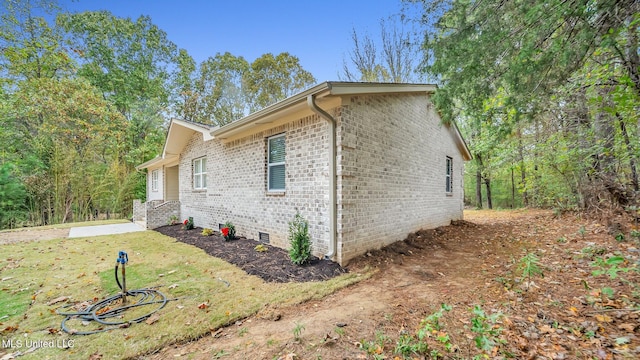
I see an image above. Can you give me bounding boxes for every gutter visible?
[306,94,337,260]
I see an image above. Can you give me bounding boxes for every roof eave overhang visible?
[211,82,439,141]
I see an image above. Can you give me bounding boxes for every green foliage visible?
[183,217,194,230]
[201,228,213,236]
[288,213,312,265]
[244,52,316,111]
[394,303,451,358]
[414,0,640,210]
[360,330,391,357]
[469,305,504,353]
[517,252,543,290]
[254,244,268,252]
[591,255,636,279]
[0,163,28,229]
[223,221,236,240]
[578,226,587,239]
[292,322,305,341]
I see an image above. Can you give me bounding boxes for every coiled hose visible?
[57,253,170,335]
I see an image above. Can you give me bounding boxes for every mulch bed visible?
[154,225,346,283]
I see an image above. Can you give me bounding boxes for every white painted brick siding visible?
[144,91,466,266]
[336,93,464,264]
[179,115,331,256]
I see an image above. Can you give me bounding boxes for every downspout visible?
[307,94,337,260]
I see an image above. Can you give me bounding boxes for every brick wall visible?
[179,115,331,255]
[145,200,180,229]
[132,199,145,222]
[336,93,464,264]
[172,92,465,265]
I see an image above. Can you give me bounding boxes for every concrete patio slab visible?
[68,222,145,238]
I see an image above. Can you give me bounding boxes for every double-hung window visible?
[151,170,159,192]
[445,156,453,194]
[193,157,207,190]
[267,134,285,191]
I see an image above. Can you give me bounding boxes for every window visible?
[151,170,159,192]
[267,134,285,191]
[193,157,207,190]
[446,156,453,194]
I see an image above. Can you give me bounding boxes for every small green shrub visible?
[293,322,305,341]
[517,251,543,291]
[202,228,214,236]
[183,217,194,230]
[469,305,505,353]
[254,244,268,252]
[288,213,312,265]
[222,221,236,240]
[168,215,179,225]
[578,225,586,238]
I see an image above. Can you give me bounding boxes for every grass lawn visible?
[0,230,363,359]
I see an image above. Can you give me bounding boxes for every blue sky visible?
[58,0,411,82]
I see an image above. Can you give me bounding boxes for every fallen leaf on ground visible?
[46,296,68,305]
[198,302,209,309]
[145,313,160,325]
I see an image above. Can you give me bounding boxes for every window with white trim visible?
[267,134,285,191]
[193,157,207,190]
[445,156,453,194]
[151,170,159,192]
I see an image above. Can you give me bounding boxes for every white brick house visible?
[135,82,472,265]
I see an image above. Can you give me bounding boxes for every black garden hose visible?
[56,251,171,335]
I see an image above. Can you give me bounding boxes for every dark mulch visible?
[154,225,346,283]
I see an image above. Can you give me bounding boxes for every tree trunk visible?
[517,130,529,206]
[475,155,483,209]
[617,113,639,192]
[511,167,515,208]
[484,176,493,209]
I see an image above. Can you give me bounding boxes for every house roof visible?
[212,81,471,160]
[137,82,472,171]
[211,82,438,140]
[135,119,217,170]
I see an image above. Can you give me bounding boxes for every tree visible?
[244,52,316,111]
[191,52,249,125]
[342,18,423,83]
[0,163,27,228]
[10,76,128,223]
[57,10,178,118]
[413,0,640,210]
[0,0,74,83]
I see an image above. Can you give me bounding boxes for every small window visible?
[445,156,453,193]
[193,157,207,190]
[151,170,159,192]
[267,134,285,191]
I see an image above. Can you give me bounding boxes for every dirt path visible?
[145,209,575,359]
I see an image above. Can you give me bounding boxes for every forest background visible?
[0,0,638,229]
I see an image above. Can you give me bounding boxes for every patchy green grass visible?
[0,230,363,359]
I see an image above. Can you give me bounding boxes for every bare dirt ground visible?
[141,209,640,360]
[0,228,69,245]
[3,210,638,359]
